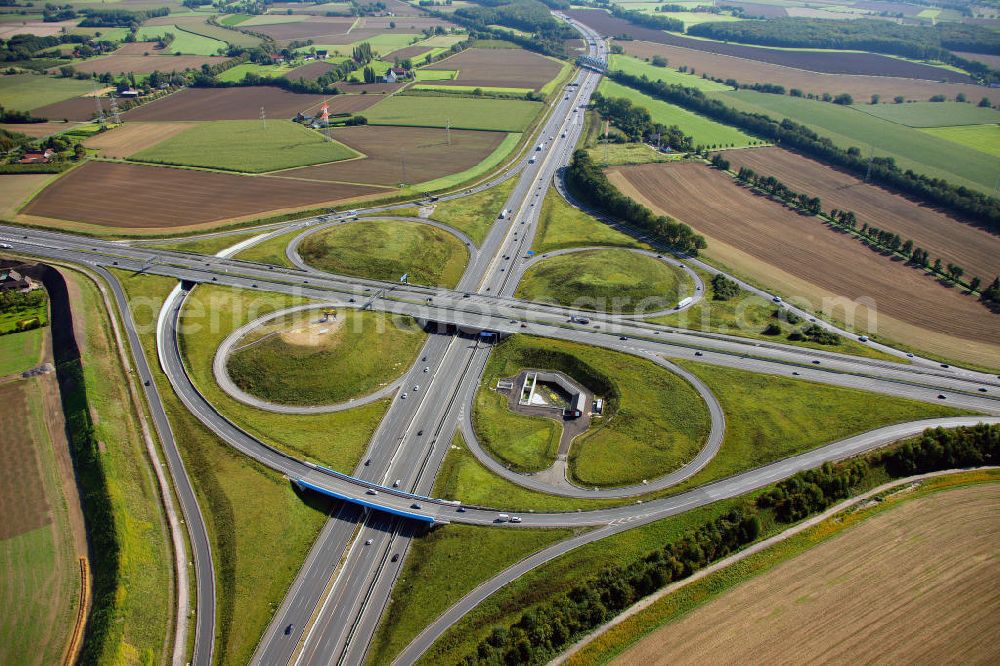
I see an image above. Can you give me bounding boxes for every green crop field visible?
[0,74,95,112]
[345,59,394,81]
[851,101,1000,128]
[921,124,1000,158]
[298,219,469,287]
[475,335,711,487]
[70,26,130,41]
[600,79,756,149]
[368,517,578,665]
[215,62,297,83]
[179,18,262,48]
[227,309,426,406]
[659,10,744,27]
[427,177,514,244]
[608,54,732,92]
[414,69,458,81]
[361,32,423,56]
[712,90,1000,193]
[134,25,227,55]
[516,248,689,314]
[533,188,646,253]
[219,13,252,25]
[411,84,534,95]
[131,120,359,173]
[364,95,542,132]
[0,329,44,376]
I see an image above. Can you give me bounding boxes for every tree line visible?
[565,149,707,255]
[608,70,1000,230]
[591,91,694,152]
[437,1,575,57]
[733,164,996,300]
[609,4,684,33]
[461,423,999,665]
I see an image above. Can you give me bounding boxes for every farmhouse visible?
[383,67,408,84]
[316,50,328,59]
[17,149,55,164]
[0,268,35,292]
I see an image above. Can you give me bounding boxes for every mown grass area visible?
[0,74,95,112]
[427,177,514,245]
[216,62,298,83]
[228,309,426,405]
[364,95,542,132]
[416,494,755,665]
[412,132,521,192]
[412,84,533,95]
[148,229,267,256]
[851,101,1000,128]
[584,141,683,166]
[436,359,967,512]
[649,268,899,361]
[232,228,304,267]
[367,518,580,665]
[712,90,998,193]
[134,25,227,55]
[0,379,79,666]
[516,248,688,314]
[609,54,732,92]
[474,385,562,473]
[112,271,343,665]
[532,187,646,253]
[475,336,711,486]
[921,123,1000,158]
[131,120,360,173]
[568,469,1000,665]
[600,79,756,150]
[414,69,458,81]
[0,328,44,375]
[298,219,469,287]
[65,268,172,663]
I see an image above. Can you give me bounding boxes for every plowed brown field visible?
[566,9,971,82]
[624,41,1000,106]
[31,96,101,122]
[425,48,563,90]
[615,484,1000,666]
[122,87,351,121]
[68,54,230,75]
[609,162,1000,365]
[724,147,1000,279]
[283,125,507,186]
[21,161,385,229]
[248,16,355,41]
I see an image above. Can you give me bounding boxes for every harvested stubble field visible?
[609,162,1000,366]
[69,54,231,75]
[122,87,341,121]
[723,147,1000,280]
[21,161,385,229]
[363,95,540,132]
[83,122,191,158]
[565,9,972,81]
[424,48,563,91]
[283,125,509,186]
[0,121,79,138]
[615,484,1000,666]
[623,41,1000,106]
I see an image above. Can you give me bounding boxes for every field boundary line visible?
[63,556,90,666]
[553,466,1000,665]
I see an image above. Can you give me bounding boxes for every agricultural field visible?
[363,95,542,132]
[851,101,1000,127]
[156,14,263,48]
[0,329,45,376]
[599,79,757,149]
[82,121,191,158]
[0,121,81,138]
[122,87,332,121]
[475,335,711,487]
[608,54,732,92]
[532,187,646,253]
[723,147,1000,280]
[0,74,95,113]
[585,141,682,166]
[0,376,81,666]
[20,161,385,232]
[713,90,1000,193]
[67,53,231,75]
[215,61,298,83]
[298,218,469,287]
[921,124,1000,157]
[0,173,60,220]
[566,9,973,81]
[516,249,690,314]
[614,484,1000,665]
[622,41,1000,106]
[134,25,228,55]
[283,125,511,188]
[423,48,564,91]
[29,95,98,122]
[608,161,1000,367]
[227,15,356,42]
[130,120,359,172]
[227,310,426,405]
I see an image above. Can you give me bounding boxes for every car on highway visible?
[772,296,782,303]
[401,392,408,399]
[411,503,422,509]
[393,479,401,487]
[366,489,378,495]
[496,513,509,522]
[510,516,522,523]
[858,336,869,342]
[0,242,11,249]
[285,623,294,635]
[423,366,429,372]
[391,553,400,562]
[413,385,419,391]
[365,538,373,545]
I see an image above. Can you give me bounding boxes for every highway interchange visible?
[4,12,1000,666]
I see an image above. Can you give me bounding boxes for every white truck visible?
[676,296,693,310]
[499,209,510,219]
[496,513,509,523]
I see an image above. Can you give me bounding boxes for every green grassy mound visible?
[227,309,425,406]
[131,120,359,173]
[516,248,689,314]
[298,219,469,287]
[474,336,710,486]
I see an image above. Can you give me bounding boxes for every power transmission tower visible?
[108,93,122,125]
[92,80,106,127]
[260,106,267,129]
[446,118,451,146]
[400,149,407,186]
[864,145,874,183]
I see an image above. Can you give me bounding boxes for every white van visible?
[496,513,509,522]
